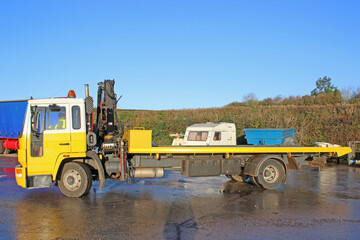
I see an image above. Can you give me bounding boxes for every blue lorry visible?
[0,100,27,154]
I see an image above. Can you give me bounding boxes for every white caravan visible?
[171,122,236,146]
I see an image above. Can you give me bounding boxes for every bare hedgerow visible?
[118,104,360,146]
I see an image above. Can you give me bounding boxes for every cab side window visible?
[47,107,66,130]
[72,106,81,130]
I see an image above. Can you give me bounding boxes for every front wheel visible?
[58,162,92,198]
[257,159,285,190]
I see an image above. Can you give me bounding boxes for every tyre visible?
[58,162,92,198]
[0,140,5,154]
[79,162,93,195]
[256,159,285,190]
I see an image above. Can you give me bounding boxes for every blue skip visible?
[243,128,295,146]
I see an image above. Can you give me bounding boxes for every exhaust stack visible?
[85,84,89,98]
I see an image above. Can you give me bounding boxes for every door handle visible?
[59,143,70,146]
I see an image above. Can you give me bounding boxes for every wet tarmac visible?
[1,154,360,240]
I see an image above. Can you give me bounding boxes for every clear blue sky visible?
[1,1,359,110]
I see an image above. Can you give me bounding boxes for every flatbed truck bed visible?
[118,129,353,191]
[125,129,351,157]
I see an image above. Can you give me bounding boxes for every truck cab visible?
[16,97,88,189]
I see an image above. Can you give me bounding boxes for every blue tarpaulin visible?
[0,101,27,138]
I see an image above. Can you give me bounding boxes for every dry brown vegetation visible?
[118,103,360,146]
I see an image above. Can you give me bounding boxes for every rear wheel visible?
[58,162,92,198]
[257,159,285,190]
[0,140,5,154]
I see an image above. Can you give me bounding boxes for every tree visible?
[355,87,360,98]
[340,86,356,103]
[311,76,337,96]
[242,93,258,106]
[350,87,360,103]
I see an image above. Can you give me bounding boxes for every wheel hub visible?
[63,170,81,191]
[67,176,75,185]
[263,165,279,183]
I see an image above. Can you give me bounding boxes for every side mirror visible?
[30,106,39,134]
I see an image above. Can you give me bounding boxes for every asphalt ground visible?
[0,154,360,240]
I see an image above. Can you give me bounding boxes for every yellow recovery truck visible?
[15,80,352,197]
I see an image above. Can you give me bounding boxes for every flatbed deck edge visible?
[128,146,352,157]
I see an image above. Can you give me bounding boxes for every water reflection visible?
[288,165,360,200]
[16,191,88,239]
[10,166,360,239]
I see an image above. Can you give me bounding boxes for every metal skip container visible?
[243,128,295,145]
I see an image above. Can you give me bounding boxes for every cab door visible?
[27,104,71,176]
[69,104,87,153]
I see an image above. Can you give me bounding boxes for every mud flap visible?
[287,156,300,170]
[86,151,105,190]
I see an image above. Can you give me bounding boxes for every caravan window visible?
[188,131,208,141]
[213,132,221,141]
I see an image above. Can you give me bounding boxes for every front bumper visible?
[15,164,27,188]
